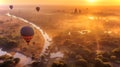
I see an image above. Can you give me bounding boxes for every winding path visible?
[6,13,52,56]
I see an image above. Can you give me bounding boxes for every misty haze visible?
[0,0,120,67]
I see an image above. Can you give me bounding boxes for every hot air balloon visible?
[9,5,13,10]
[36,7,40,12]
[20,26,34,45]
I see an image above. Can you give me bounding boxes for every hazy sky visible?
[0,0,120,6]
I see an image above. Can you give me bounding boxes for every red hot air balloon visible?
[20,26,34,45]
[9,5,13,10]
[36,7,40,12]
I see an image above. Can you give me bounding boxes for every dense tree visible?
[51,60,67,67]
[32,61,45,67]
[94,58,104,67]
[0,55,20,67]
[75,58,88,67]
[13,58,20,64]
[110,55,116,61]
[112,48,120,57]
[103,63,112,67]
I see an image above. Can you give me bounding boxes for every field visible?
[0,5,120,67]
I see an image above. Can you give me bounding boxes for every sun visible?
[88,0,96,3]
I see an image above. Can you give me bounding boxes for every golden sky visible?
[0,0,120,6]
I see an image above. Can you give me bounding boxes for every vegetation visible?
[0,6,120,67]
[0,55,20,67]
[37,29,120,67]
[0,36,19,51]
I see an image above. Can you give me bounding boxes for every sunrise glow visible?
[0,0,120,6]
[0,1,4,5]
[88,0,96,3]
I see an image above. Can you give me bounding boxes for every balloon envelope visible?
[9,5,13,10]
[21,26,34,36]
[36,7,40,12]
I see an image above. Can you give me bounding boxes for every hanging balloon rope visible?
[9,0,13,20]
[9,4,13,21]
[35,6,40,18]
